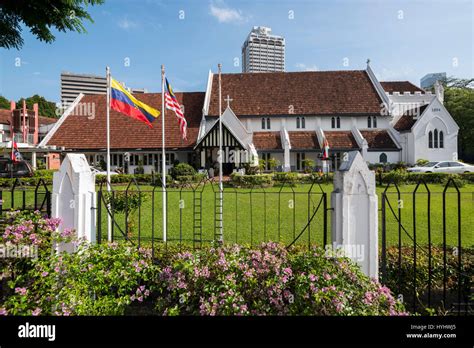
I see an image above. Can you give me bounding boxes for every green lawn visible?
[94,182,474,249]
[1,182,473,249]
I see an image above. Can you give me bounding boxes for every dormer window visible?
[367,116,377,128]
[331,117,341,129]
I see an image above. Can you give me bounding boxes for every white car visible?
[407,161,474,174]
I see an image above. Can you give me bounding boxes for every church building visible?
[39,62,459,174]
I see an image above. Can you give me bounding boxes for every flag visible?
[165,78,187,139]
[322,137,330,160]
[110,78,160,127]
[11,141,22,162]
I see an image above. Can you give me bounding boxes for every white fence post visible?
[52,154,96,252]
[331,151,378,279]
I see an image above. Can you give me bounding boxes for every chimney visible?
[434,80,444,104]
[33,103,39,145]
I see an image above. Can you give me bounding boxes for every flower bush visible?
[1,241,156,316]
[154,243,407,316]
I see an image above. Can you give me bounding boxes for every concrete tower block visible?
[331,151,378,279]
[52,154,96,251]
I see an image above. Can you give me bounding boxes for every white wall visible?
[364,151,400,164]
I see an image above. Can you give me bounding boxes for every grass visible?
[95,182,474,249]
[1,182,473,249]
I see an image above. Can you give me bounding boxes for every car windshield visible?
[421,162,438,167]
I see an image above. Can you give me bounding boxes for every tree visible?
[441,78,474,162]
[17,95,57,118]
[0,95,10,109]
[0,0,104,49]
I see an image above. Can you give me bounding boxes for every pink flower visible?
[14,287,27,296]
[41,271,49,277]
[0,308,7,315]
[32,308,42,316]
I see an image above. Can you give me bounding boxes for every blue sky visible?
[0,0,472,102]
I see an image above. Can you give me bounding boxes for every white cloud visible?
[209,1,245,23]
[118,17,138,30]
[295,63,319,71]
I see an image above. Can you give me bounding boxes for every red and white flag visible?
[165,78,187,139]
[11,141,23,162]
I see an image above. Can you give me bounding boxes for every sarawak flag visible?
[165,78,187,139]
[110,78,160,127]
[11,141,22,162]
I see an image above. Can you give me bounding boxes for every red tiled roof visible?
[324,131,359,150]
[380,81,425,94]
[208,71,383,117]
[0,109,57,126]
[46,93,204,149]
[360,130,398,150]
[288,131,320,150]
[393,104,428,132]
[252,132,282,150]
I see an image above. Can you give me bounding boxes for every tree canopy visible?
[0,0,104,49]
[0,95,10,109]
[17,95,58,118]
[442,77,474,162]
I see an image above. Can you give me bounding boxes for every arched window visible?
[367,116,372,128]
[434,129,438,148]
[301,117,305,129]
[266,118,271,129]
[331,117,335,129]
[336,117,341,128]
[261,118,266,129]
[428,131,433,148]
[373,116,377,128]
[379,153,388,163]
[296,117,300,129]
[439,131,444,148]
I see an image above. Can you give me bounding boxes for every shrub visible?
[170,163,196,179]
[1,242,156,316]
[229,173,273,187]
[154,243,407,316]
[273,172,298,186]
[415,159,429,166]
[302,159,315,173]
[383,246,473,314]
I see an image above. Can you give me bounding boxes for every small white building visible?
[41,63,459,173]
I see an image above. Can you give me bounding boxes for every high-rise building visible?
[61,72,107,104]
[60,72,148,104]
[242,26,285,73]
[420,72,446,89]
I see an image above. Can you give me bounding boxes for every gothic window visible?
[379,153,387,163]
[301,117,305,129]
[266,118,271,129]
[331,117,335,129]
[439,131,444,148]
[434,129,439,148]
[373,116,377,128]
[296,117,300,129]
[428,131,433,148]
[336,117,341,129]
[367,116,372,128]
[261,118,266,129]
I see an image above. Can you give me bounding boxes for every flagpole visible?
[161,65,167,243]
[217,63,223,243]
[106,66,112,242]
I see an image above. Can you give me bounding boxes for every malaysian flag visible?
[165,78,187,139]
